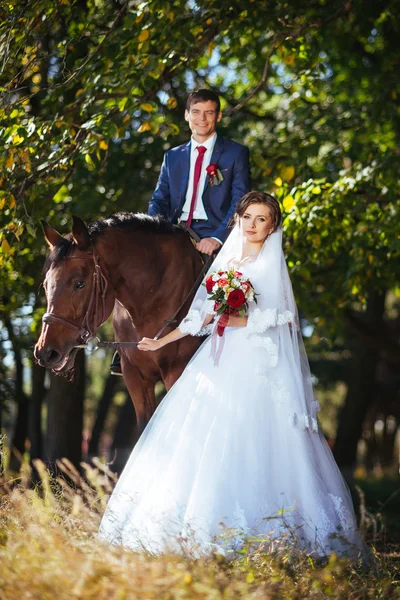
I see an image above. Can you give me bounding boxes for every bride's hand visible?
[138,337,162,352]
[224,315,248,328]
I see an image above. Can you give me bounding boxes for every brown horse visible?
[34,213,205,434]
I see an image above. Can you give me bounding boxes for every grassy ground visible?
[356,477,400,547]
[0,460,399,600]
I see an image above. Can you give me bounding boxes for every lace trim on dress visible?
[316,493,355,542]
[255,366,319,433]
[255,374,291,406]
[252,336,279,367]
[194,323,213,337]
[254,374,319,432]
[179,309,203,336]
[179,301,215,336]
[312,400,321,412]
[328,493,353,533]
[291,413,318,432]
[247,308,294,335]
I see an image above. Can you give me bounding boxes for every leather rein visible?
[42,245,214,351]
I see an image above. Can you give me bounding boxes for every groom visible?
[148,89,251,254]
[111,89,250,374]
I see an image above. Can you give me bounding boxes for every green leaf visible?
[26,224,36,238]
[118,97,128,111]
[53,185,70,204]
[283,195,295,211]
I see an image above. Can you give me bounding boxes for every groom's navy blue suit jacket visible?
[148,135,251,242]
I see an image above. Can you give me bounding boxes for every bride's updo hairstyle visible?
[234,191,282,233]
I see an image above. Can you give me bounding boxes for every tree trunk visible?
[5,317,29,473]
[333,291,386,477]
[28,360,46,482]
[111,393,138,474]
[45,350,85,470]
[381,421,398,468]
[0,425,4,478]
[87,373,119,458]
[0,347,4,443]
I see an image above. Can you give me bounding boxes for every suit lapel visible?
[179,141,191,201]
[203,134,224,195]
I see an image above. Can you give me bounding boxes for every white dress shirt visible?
[181,133,217,221]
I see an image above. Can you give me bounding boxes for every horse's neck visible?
[97,229,202,333]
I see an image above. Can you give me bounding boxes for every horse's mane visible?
[88,212,177,236]
[44,213,180,272]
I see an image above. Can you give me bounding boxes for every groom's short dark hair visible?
[187,89,221,112]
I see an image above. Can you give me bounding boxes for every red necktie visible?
[186,145,206,230]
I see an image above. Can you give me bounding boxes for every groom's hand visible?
[196,237,221,255]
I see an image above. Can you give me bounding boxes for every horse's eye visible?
[74,280,86,290]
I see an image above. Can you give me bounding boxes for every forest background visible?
[1,0,400,557]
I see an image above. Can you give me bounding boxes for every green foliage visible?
[0,0,399,343]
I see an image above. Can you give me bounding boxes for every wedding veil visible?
[179,222,321,433]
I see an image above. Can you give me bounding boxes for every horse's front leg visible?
[113,302,157,435]
[162,362,186,391]
[160,336,204,390]
[121,353,158,435]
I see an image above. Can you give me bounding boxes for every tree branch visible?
[227,3,351,115]
[50,1,128,90]
[227,32,283,115]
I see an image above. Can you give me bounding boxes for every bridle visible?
[41,237,215,354]
[42,248,110,347]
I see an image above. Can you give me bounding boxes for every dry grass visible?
[0,459,399,600]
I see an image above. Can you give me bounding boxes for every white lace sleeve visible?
[194,323,213,337]
[247,308,294,335]
[178,300,215,336]
[178,310,203,335]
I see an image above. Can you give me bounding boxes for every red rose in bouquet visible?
[227,289,245,309]
[205,276,214,293]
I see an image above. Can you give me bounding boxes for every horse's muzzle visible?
[34,340,79,372]
[34,343,63,368]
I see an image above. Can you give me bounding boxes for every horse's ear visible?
[41,220,64,250]
[72,215,90,249]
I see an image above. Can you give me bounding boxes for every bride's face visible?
[240,203,274,244]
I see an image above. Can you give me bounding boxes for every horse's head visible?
[34,216,115,373]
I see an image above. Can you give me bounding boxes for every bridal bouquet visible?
[205,270,257,337]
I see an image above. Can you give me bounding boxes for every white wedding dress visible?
[99,227,364,559]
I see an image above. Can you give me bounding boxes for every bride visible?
[99,191,365,558]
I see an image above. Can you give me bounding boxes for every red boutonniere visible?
[206,163,224,187]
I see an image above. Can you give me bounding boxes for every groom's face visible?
[185,100,222,142]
